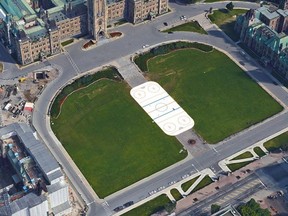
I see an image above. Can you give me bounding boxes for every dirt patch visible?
[109,32,122,38]
[83,40,96,49]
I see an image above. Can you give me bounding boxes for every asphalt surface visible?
[1,1,288,216]
[178,174,264,216]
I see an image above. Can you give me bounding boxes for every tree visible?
[211,204,221,214]
[226,2,234,11]
[185,0,197,4]
[209,7,213,14]
[164,202,176,213]
[238,199,270,216]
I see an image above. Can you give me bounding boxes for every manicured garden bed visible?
[61,39,74,47]
[163,21,207,34]
[227,161,253,172]
[231,151,253,160]
[254,147,266,158]
[191,175,213,194]
[181,176,200,192]
[171,189,183,201]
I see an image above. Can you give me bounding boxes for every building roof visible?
[0,123,60,184]
[0,192,47,215]
[47,180,68,194]
[0,0,35,21]
[0,123,70,215]
[277,9,288,17]
[258,6,280,20]
[52,201,71,215]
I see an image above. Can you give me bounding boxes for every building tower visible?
[279,0,288,10]
[87,0,107,42]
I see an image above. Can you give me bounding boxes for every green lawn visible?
[145,48,282,143]
[227,161,253,172]
[254,147,266,158]
[61,39,74,47]
[181,175,200,192]
[52,79,186,198]
[171,189,183,201]
[163,21,207,34]
[208,9,248,41]
[264,132,288,152]
[123,195,172,216]
[231,151,253,160]
[191,175,213,193]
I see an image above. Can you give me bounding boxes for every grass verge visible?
[208,9,248,41]
[264,131,288,152]
[231,151,253,160]
[254,147,266,158]
[227,161,253,172]
[181,175,200,192]
[61,39,74,47]
[163,21,207,34]
[123,195,172,216]
[191,175,213,193]
[170,189,183,201]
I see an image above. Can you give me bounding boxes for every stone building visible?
[235,4,288,80]
[0,0,168,65]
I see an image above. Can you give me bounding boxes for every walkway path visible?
[193,13,214,30]
[113,56,146,88]
[176,152,286,215]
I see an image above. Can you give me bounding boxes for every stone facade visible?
[127,0,168,23]
[0,0,168,65]
[235,5,288,80]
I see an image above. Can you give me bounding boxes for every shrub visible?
[226,2,234,11]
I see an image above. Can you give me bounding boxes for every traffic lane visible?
[214,110,288,154]
[32,58,100,208]
[177,174,261,215]
[106,158,201,208]
[108,111,288,209]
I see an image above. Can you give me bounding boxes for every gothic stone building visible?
[235,2,288,80]
[0,0,168,65]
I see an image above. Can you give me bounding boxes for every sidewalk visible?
[175,152,286,214]
[113,56,147,88]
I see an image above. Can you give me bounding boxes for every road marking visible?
[87,200,95,206]
[212,147,218,153]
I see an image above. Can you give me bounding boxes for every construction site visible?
[0,66,59,126]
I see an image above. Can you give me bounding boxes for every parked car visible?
[113,206,124,212]
[123,201,134,208]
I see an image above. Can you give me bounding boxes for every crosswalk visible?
[64,50,81,75]
[214,179,262,206]
[102,201,112,215]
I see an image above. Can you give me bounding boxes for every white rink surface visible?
[130,81,194,136]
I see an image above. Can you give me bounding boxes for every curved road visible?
[1,1,288,216]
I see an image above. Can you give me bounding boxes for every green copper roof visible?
[0,0,35,20]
